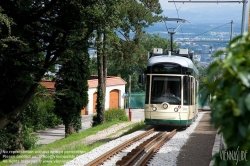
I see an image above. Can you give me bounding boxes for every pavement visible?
[176,112,217,166]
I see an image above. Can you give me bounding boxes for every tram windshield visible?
[151,76,181,105]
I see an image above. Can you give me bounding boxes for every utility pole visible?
[168,0,248,35]
[241,0,248,35]
[230,20,234,41]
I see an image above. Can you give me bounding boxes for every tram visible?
[143,48,199,127]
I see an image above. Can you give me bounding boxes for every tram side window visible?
[145,76,150,104]
[191,77,194,105]
[183,76,194,105]
[195,80,198,104]
[183,78,188,105]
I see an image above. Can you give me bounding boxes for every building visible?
[41,76,127,115]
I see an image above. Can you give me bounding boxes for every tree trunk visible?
[97,29,105,124]
[65,124,76,137]
[103,33,107,100]
[16,121,24,150]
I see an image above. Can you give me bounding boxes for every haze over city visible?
[159,0,246,24]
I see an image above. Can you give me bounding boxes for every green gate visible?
[198,90,210,109]
[129,92,145,109]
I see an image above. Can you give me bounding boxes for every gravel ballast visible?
[64,112,215,166]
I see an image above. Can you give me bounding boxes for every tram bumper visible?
[145,111,192,127]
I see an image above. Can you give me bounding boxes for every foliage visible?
[23,85,61,131]
[194,61,208,90]
[203,33,250,165]
[89,57,98,75]
[95,84,105,125]
[0,121,39,160]
[93,0,163,125]
[0,85,61,157]
[55,51,90,137]
[140,33,178,51]
[108,33,178,92]
[0,0,96,131]
[92,108,129,127]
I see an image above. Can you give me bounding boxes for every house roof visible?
[88,76,127,88]
[41,81,55,89]
[41,76,127,89]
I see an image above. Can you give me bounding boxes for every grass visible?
[28,142,105,166]
[106,120,147,138]
[0,120,147,166]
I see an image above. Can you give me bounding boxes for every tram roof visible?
[147,55,198,74]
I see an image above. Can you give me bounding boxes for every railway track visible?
[85,128,177,166]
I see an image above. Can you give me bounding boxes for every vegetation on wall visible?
[203,33,250,165]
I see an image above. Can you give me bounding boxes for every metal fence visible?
[129,92,145,109]
[198,91,210,109]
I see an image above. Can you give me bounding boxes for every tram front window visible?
[151,76,181,105]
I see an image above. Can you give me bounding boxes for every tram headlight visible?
[162,102,169,109]
[174,108,178,112]
[152,107,157,111]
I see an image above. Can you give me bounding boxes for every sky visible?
[159,0,247,25]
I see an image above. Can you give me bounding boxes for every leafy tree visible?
[203,33,250,165]
[0,1,96,131]
[0,85,60,153]
[108,33,177,92]
[140,33,178,51]
[89,0,163,125]
[54,51,90,137]
[90,57,98,75]
[24,85,61,131]
[106,0,163,92]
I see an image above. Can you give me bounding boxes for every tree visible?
[203,33,250,165]
[54,51,90,137]
[106,1,163,91]
[0,1,96,131]
[92,0,123,125]
[108,33,176,92]
[140,33,178,51]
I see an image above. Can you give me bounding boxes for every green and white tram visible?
[144,48,199,127]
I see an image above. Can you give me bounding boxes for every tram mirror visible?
[138,74,144,83]
[184,76,189,84]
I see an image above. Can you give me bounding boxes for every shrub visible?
[92,108,129,127]
[203,33,250,165]
[104,108,129,122]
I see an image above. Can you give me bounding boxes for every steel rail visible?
[85,128,155,166]
[115,129,177,166]
[135,129,177,166]
[116,132,166,166]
